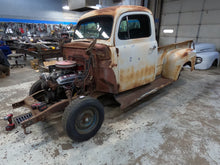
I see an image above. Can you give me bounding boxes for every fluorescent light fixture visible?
[75,30,83,38]
[87,5,101,10]
[98,27,102,32]
[62,5,70,10]
[163,29,174,34]
[101,31,109,39]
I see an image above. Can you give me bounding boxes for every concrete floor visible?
[0,61,220,165]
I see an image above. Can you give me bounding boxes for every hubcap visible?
[75,107,99,134]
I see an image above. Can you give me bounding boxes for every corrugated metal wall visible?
[159,0,220,51]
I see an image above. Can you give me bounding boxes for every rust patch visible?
[21,99,69,129]
[109,47,118,69]
[182,52,188,57]
[161,46,195,80]
[92,7,117,16]
[115,77,173,109]
[157,48,168,76]
[191,56,196,71]
[174,65,182,80]
[119,65,155,92]
[94,67,118,93]
[159,49,168,63]
[158,40,193,50]
[79,5,152,21]
[176,48,193,58]
[63,41,118,94]
[158,41,194,77]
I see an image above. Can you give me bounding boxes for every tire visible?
[29,79,42,95]
[5,67,10,76]
[62,96,104,142]
[212,59,218,67]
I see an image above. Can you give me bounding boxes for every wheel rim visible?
[75,107,99,134]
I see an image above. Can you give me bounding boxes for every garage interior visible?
[0,0,220,165]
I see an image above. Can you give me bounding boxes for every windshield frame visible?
[73,15,114,40]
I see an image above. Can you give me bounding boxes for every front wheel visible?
[62,96,104,142]
[29,79,42,95]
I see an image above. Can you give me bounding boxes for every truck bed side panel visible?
[162,48,196,80]
[156,40,194,76]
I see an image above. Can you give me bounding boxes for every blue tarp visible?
[0,18,77,25]
[0,41,11,59]
[0,49,10,66]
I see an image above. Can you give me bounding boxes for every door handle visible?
[149,45,156,51]
[152,45,156,49]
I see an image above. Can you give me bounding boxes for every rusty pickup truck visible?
[5,6,196,142]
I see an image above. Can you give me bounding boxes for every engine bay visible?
[37,60,85,103]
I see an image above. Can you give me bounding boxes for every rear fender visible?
[162,48,196,81]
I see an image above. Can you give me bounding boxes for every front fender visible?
[162,48,196,81]
[195,51,220,70]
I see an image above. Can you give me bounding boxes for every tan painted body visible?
[157,40,196,80]
[64,6,196,94]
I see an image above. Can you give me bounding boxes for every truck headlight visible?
[196,57,203,64]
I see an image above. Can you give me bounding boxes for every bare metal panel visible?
[159,37,176,46]
[162,1,181,13]
[204,0,220,10]
[181,0,203,12]
[179,12,201,25]
[177,25,199,38]
[161,13,179,26]
[202,10,220,24]
[199,25,220,38]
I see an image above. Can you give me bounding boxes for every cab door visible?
[115,12,158,92]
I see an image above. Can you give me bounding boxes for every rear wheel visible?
[62,96,104,142]
[29,79,42,95]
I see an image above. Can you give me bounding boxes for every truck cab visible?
[64,6,158,94]
[67,6,195,94]
[115,8,158,92]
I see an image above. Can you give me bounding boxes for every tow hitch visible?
[4,91,70,135]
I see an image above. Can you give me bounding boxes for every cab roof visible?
[79,5,152,21]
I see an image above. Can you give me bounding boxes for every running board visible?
[115,78,173,109]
